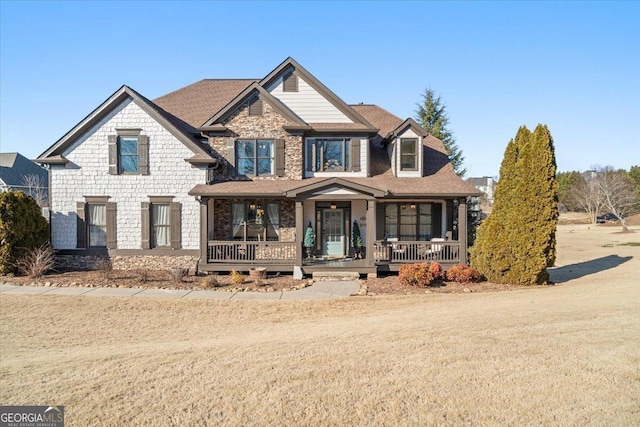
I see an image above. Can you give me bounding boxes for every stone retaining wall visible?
[56,255,199,272]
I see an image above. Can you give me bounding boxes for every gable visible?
[265,70,352,123]
[287,177,386,198]
[260,58,376,130]
[37,86,214,165]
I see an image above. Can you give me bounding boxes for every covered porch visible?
[192,179,468,275]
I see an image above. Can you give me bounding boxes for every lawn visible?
[1,224,639,426]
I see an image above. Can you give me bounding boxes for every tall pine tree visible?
[415,88,466,177]
[471,124,558,285]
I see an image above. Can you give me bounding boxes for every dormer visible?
[384,118,429,177]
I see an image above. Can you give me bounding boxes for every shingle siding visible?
[50,98,205,250]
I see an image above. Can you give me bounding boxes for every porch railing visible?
[373,240,460,264]
[207,241,297,264]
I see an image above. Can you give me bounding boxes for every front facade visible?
[37,58,480,275]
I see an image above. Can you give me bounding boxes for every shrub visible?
[200,274,220,289]
[471,125,558,285]
[428,262,443,280]
[0,191,49,274]
[446,264,483,284]
[15,244,55,279]
[230,269,245,285]
[94,257,113,280]
[170,267,189,283]
[398,263,434,287]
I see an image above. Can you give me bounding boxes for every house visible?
[467,176,496,212]
[0,152,48,205]
[36,57,481,276]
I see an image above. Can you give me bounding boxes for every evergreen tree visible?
[628,165,640,196]
[471,125,558,285]
[0,191,49,274]
[557,171,584,211]
[415,88,466,177]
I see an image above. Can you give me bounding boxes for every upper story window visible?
[237,140,274,176]
[108,129,149,175]
[118,136,139,173]
[305,138,361,173]
[400,138,418,171]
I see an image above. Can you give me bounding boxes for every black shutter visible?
[376,203,385,241]
[106,202,117,249]
[108,135,118,174]
[76,202,86,249]
[350,139,361,172]
[170,202,182,249]
[275,139,285,177]
[432,203,443,238]
[226,138,236,174]
[138,135,149,175]
[141,202,150,249]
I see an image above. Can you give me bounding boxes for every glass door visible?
[322,209,344,256]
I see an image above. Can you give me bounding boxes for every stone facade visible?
[49,98,206,251]
[208,102,304,181]
[55,254,198,271]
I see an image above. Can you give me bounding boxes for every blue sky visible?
[1,1,638,177]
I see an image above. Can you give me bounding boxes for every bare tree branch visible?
[21,174,48,207]
[597,169,640,232]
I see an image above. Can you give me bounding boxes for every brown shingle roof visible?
[154,79,256,128]
[350,104,403,144]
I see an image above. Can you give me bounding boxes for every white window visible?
[118,136,139,173]
[237,140,274,176]
[152,204,171,247]
[88,204,107,247]
[400,138,418,171]
[308,138,351,172]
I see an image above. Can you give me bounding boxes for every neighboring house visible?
[0,152,49,205]
[467,176,496,211]
[36,57,480,275]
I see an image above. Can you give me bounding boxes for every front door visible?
[322,209,344,256]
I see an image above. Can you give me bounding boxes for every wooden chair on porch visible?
[424,238,446,261]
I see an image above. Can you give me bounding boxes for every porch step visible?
[312,271,360,281]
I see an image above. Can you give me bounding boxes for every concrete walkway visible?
[0,281,361,301]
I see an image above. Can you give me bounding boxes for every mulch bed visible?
[2,268,522,295]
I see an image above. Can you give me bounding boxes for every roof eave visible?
[34,155,69,165]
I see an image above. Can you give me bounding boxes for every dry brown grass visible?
[1,225,639,426]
